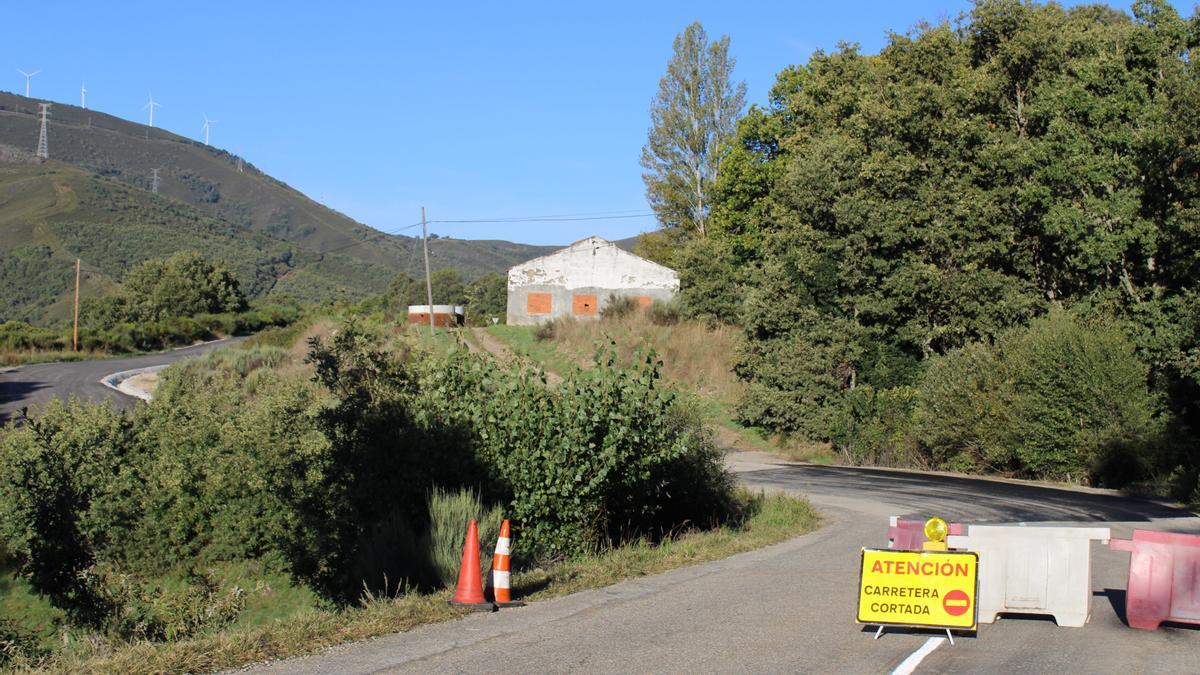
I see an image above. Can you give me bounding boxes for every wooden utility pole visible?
[421,207,435,336]
[72,258,81,352]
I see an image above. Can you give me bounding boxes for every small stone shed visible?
[506,236,679,326]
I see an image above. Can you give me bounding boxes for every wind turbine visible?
[17,68,40,97]
[80,82,87,109]
[142,93,162,127]
[201,113,218,146]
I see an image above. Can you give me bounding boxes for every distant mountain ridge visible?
[0,90,560,324]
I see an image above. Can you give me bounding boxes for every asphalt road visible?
[255,452,1200,674]
[0,338,241,423]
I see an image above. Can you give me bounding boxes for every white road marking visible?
[891,637,945,675]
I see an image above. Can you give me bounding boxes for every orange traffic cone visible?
[449,519,495,610]
[486,519,525,608]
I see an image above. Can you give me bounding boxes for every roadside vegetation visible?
[488,305,834,463]
[0,251,300,366]
[355,268,508,326]
[0,321,817,671]
[631,1,1200,503]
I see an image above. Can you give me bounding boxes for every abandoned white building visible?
[506,236,679,326]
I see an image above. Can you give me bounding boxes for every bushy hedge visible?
[0,322,68,352]
[417,343,737,559]
[770,311,1176,490]
[0,322,739,623]
[1,305,301,356]
[916,311,1161,484]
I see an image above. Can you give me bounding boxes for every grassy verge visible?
[485,325,580,375]
[17,493,818,674]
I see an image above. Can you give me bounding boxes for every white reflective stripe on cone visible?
[493,570,511,587]
[495,537,511,555]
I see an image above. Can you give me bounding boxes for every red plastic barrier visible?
[887,516,966,550]
[1109,529,1200,630]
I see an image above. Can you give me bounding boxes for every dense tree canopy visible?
[688,0,1199,491]
[122,250,247,321]
[388,269,467,308]
[466,273,508,324]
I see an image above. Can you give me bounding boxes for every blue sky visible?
[3,1,1176,245]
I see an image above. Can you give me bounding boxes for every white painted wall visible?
[507,237,679,292]
[505,236,681,325]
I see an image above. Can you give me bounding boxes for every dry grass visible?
[536,314,745,405]
[492,316,839,464]
[285,319,340,362]
[16,493,818,674]
[0,349,108,368]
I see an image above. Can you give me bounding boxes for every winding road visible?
[255,453,1200,674]
[0,338,241,424]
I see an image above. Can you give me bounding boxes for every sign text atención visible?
[857,548,979,630]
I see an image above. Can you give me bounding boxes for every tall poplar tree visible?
[641,22,746,241]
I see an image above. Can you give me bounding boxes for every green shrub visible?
[123,251,247,322]
[648,298,683,326]
[0,400,140,627]
[0,321,66,351]
[735,312,864,440]
[418,342,739,559]
[465,273,508,326]
[916,311,1160,483]
[915,343,1016,473]
[132,359,327,572]
[601,294,639,320]
[832,385,919,467]
[533,318,560,341]
[286,323,487,602]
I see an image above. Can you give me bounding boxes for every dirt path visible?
[467,328,564,386]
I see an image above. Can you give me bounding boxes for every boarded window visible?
[635,296,652,309]
[572,293,597,316]
[527,292,552,314]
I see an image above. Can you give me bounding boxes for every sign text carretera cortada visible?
[857,549,979,630]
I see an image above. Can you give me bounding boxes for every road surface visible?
[0,338,240,423]
[254,452,1200,674]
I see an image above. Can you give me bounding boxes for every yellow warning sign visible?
[857,548,978,630]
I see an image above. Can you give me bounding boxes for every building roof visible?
[507,235,679,290]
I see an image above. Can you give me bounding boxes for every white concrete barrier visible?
[946,525,1110,627]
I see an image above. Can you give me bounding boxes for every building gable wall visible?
[506,237,679,325]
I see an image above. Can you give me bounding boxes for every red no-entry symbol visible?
[943,589,971,616]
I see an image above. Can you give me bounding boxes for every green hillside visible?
[0,91,557,324]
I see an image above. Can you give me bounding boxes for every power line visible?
[427,212,652,224]
[312,210,656,256]
[316,222,423,255]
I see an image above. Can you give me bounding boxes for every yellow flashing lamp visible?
[924,516,949,543]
